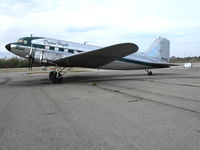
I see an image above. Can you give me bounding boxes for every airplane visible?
[5,36,174,83]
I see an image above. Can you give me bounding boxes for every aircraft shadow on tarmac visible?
[5,72,180,87]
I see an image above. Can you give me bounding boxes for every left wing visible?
[55,43,138,68]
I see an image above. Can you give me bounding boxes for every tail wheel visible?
[148,71,152,75]
[145,69,153,75]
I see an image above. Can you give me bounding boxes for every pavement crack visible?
[37,86,59,115]
[95,84,200,114]
[69,97,81,101]
[0,77,11,85]
[128,100,139,102]
[144,79,200,88]
[95,85,144,102]
[105,82,200,103]
[43,112,56,115]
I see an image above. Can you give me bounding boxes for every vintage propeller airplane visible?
[5,36,174,83]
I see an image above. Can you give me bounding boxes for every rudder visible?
[145,37,170,62]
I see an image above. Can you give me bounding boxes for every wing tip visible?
[116,42,139,53]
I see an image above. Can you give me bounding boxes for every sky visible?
[0,0,200,58]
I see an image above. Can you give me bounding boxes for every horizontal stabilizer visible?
[147,62,177,68]
[55,43,138,68]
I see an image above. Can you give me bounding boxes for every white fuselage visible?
[8,37,169,70]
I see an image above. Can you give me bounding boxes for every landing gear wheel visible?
[56,73,63,83]
[57,77,63,83]
[49,71,56,80]
[145,69,153,75]
[148,71,152,75]
[49,71,63,83]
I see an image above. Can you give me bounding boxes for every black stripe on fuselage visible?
[119,58,170,68]
[15,43,83,53]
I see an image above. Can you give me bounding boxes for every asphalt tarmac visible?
[0,67,200,150]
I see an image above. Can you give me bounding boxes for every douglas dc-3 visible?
[5,36,174,83]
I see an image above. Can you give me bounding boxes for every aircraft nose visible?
[5,43,11,51]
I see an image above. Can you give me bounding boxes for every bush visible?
[0,57,39,68]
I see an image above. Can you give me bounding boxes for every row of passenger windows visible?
[32,44,82,53]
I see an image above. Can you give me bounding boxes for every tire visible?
[49,71,63,83]
[148,71,152,75]
[49,71,56,80]
[57,77,63,83]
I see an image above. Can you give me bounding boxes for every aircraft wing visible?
[55,43,138,68]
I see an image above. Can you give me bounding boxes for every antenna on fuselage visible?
[30,34,33,37]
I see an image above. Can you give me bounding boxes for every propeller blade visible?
[28,56,31,70]
[28,46,33,70]
[30,57,32,70]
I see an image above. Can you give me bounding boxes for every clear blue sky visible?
[0,0,200,58]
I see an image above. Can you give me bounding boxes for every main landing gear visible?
[49,71,63,83]
[49,66,71,83]
[145,68,153,75]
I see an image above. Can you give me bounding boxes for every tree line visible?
[0,57,39,68]
[169,56,200,63]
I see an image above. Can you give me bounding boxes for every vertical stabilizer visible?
[145,37,170,62]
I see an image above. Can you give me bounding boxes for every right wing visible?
[55,43,138,68]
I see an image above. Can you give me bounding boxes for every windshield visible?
[17,39,28,45]
[17,39,23,43]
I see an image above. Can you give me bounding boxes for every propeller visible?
[28,46,34,70]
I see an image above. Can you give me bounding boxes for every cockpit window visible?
[23,40,28,44]
[17,39,23,43]
[17,39,28,45]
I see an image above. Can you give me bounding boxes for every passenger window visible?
[74,50,78,54]
[50,47,54,50]
[68,49,74,53]
[59,48,64,52]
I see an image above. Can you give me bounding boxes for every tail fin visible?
[145,37,170,62]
